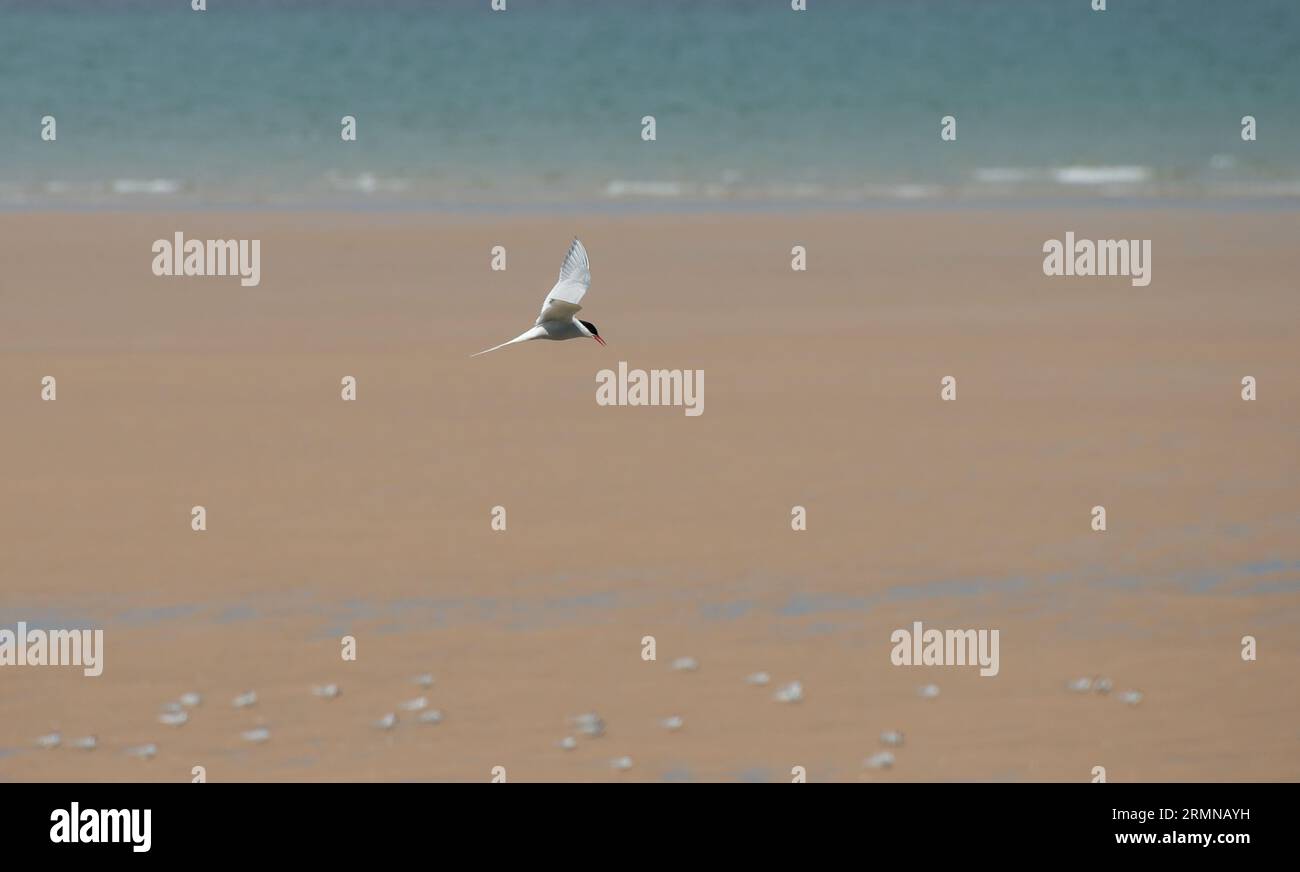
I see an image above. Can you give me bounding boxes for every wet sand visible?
[1,209,1298,781]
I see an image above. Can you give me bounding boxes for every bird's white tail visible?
[471,326,545,357]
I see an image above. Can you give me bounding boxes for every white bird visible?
[417,709,444,725]
[232,690,257,709]
[472,238,605,356]
[311,683,340,700]
[70,736,98,751]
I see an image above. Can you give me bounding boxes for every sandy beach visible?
[1,209,1297,782]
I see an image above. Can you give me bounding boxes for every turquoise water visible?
[1,0,1297,208]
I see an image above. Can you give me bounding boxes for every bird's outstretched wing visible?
[537,238,591,324]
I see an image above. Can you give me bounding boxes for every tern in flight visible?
[472,238,605,356]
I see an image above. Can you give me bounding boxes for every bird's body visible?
[473,238,605,356]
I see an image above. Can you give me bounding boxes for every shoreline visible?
[4,197,1300,215]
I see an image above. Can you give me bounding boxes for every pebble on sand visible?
[671,656,699,672]
[570,713,606,737]
[917,684,940,699]
[232,691,258,709]
[773,680,804,703]
[865,751,896,770]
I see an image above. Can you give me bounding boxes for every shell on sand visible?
[773,680,803,703]
[569,712,606,737]
[865,750,896,770]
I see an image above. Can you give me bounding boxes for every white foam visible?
[111,178,181,195]
[973,167,1039,184]
[325,170,410,194]
[603,180,686,198]
[1052,166,1151,186]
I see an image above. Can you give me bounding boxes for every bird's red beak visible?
[593,335,606,346]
